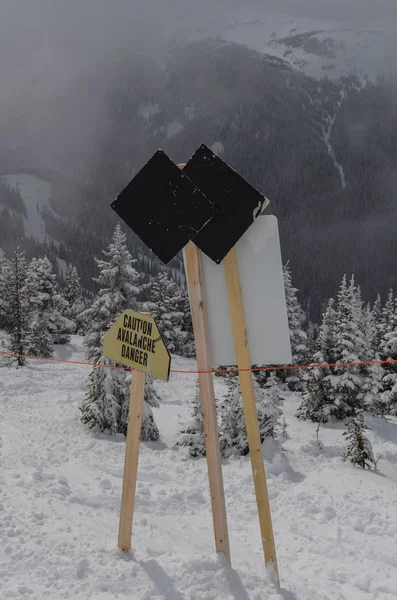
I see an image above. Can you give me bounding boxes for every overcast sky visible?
[258,0,397,24]
[1,0,395,58]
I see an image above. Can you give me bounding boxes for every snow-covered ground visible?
[1,336,397,599]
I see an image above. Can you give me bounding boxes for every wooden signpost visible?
[110,144,293,584]
[103,310,171,552]
[223,247,279,579]
[179,164,230,564]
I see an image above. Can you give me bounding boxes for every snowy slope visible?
[174,6,391,80]
[3,174,52,244]
[0,336,397,599]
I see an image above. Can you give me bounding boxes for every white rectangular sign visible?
[184,215,292,366]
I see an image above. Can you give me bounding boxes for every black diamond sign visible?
[183,144,269,264]
[111,150,217,265]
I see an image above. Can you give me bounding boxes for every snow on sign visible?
[103,310,171,381]
[183,144,270,264]
[110,150,217,265]
[184,215,292,366]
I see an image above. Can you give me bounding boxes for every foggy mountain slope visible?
[176,12,391,81]
[1,30,396,317]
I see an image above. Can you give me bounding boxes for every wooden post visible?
[184,242,231,564]
[118,369,146,552]
[223,247,279,582]
[179,159,231,565]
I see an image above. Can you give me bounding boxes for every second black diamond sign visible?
[183,144,269,264]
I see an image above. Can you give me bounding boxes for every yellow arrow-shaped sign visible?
[103,310,171,381]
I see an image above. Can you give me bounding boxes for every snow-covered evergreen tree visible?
[380,289,395,340]
[0,248,10,330]
[379,326,397,415]
[219,375,283,457]
[372,294,383,354]
[25,258,54,357]
[175,286,195,358]
[282,263,308,390]
[299,276,371,422]
[25,256,74,347]
[80,360,126,433]
[143,272,193,357]
[83,223,141,364]
[361,302,385,414]
[343,413,375,469]
[64,263,81,307]
[177,381,206,457]
[362,303,377,359]
[297,298,337,422]
[3,248,31,366]
[80,224,145,434]
[329,275,366,419]
[52,290,75,345]
[219,377,248,457]
[258,373,284,439]
[64,263,85,333]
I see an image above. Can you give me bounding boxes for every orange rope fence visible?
[1,349,397,375]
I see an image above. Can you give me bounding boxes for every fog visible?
[1,0,395,84]
[255,0,397,25]
[0,0,395,176]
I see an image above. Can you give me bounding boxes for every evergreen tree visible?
[80,360,126,433]
[330,275,366,419]
[362,303,377,360]
[3,248,31,366]
[361,302,385,414]
[52,289,75,345]
[379,327,397,415]
[143,272,192,356]
[26,256,74,347]
[258,373,284,439]
[282,264,308,390]
[219,375,282,457]
[299,276,371,422]
[380,289,395,339]
[64,263,84,333]
[343,413,375,469]
[175,286,195,358]
[65,263,82,307]
[177,382,206,457]
[297,298,337,422]
[219,377,248,457]
[80,224,143,434]
[372,294,383,354]
[25,258,54,357]
[83,223,141,363]
[0,248,10,330]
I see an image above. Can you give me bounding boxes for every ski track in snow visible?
[0,336,397,599]
[3,174,52,244]
[322,95,347,191]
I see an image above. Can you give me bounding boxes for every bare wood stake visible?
[183,240,231,565]
[223,247,279,582]
[118,369,146,552]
